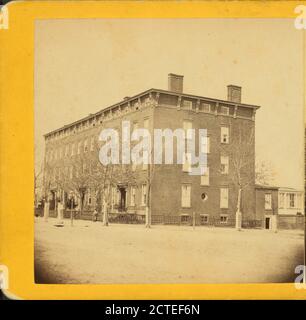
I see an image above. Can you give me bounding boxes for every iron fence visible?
[33,209,269,229]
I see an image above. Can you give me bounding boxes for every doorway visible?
[265,217,270,229]
[49,190,56,210]
[118,187,127,212]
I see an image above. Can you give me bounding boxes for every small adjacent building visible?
[255,185,304,230]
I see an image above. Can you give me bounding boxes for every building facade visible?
[255,185,304,229]
[43,74,260,225]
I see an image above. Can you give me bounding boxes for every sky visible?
[35,18,304,189]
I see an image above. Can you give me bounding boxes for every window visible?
[220,215,228,224]
[183,100,193,110]
[77,141,82,154]
[84,139,88,153]
[143,118,149,130]
[201,167,209,186]
[64,166,69,178]
[297,193,302,208]
[200,135,210,154]
[65,145,69,157]
[130,187,136,206]
[142,150,149,170]
[220,188,229,208]
[71,143,75,156]
[201,193,208,201]
[132,162,137,171]
[279,193,285,209]
[133,122,139,137]
[264,193,272,210]
[90,137,95,151]
[200,103,210,112]
[200,214,209,224]
[289,193,296,208]
[133,122,138,131]
[220,106,229,115]
[111,187,119,206]
[221,127,229,144]
[181,215,190,223]
[69,166,73,179]
[181,185,191,208]
[183,120,193,140]
[183,152,191,172]
[141,184,147,206]
[220,156,229,174]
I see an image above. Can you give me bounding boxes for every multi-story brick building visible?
[43,74,260,225]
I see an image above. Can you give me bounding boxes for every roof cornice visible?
[44,88,261,137]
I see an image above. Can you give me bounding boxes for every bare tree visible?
[64,147,96,216]
[87,137,138,226]
[34,163,43,207]
[219,122,255,230]
[255,160,276,186]
[144,148,155,228]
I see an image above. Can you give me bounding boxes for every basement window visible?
[220,215,228,224]
[180,215,190,223]
[200,214,209,224]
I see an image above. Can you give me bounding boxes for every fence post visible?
[70,210,73,227]
[193,212,195,230]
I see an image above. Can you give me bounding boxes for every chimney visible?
[168,73,184,93]
[227,85,242,103]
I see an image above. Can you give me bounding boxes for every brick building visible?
[255,185,304,230]
[43,74,260,225]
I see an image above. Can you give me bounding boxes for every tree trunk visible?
[145,184,151,228]
[44,201,49,222]
[70,198,74,227]
[102,200,108,226]
[145,206,150,228]
[236,187,242,230]
[80,192,85,217]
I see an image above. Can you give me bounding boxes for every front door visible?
[265,217,270,229]
[49,190,56,210]
[118,187,127,212]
